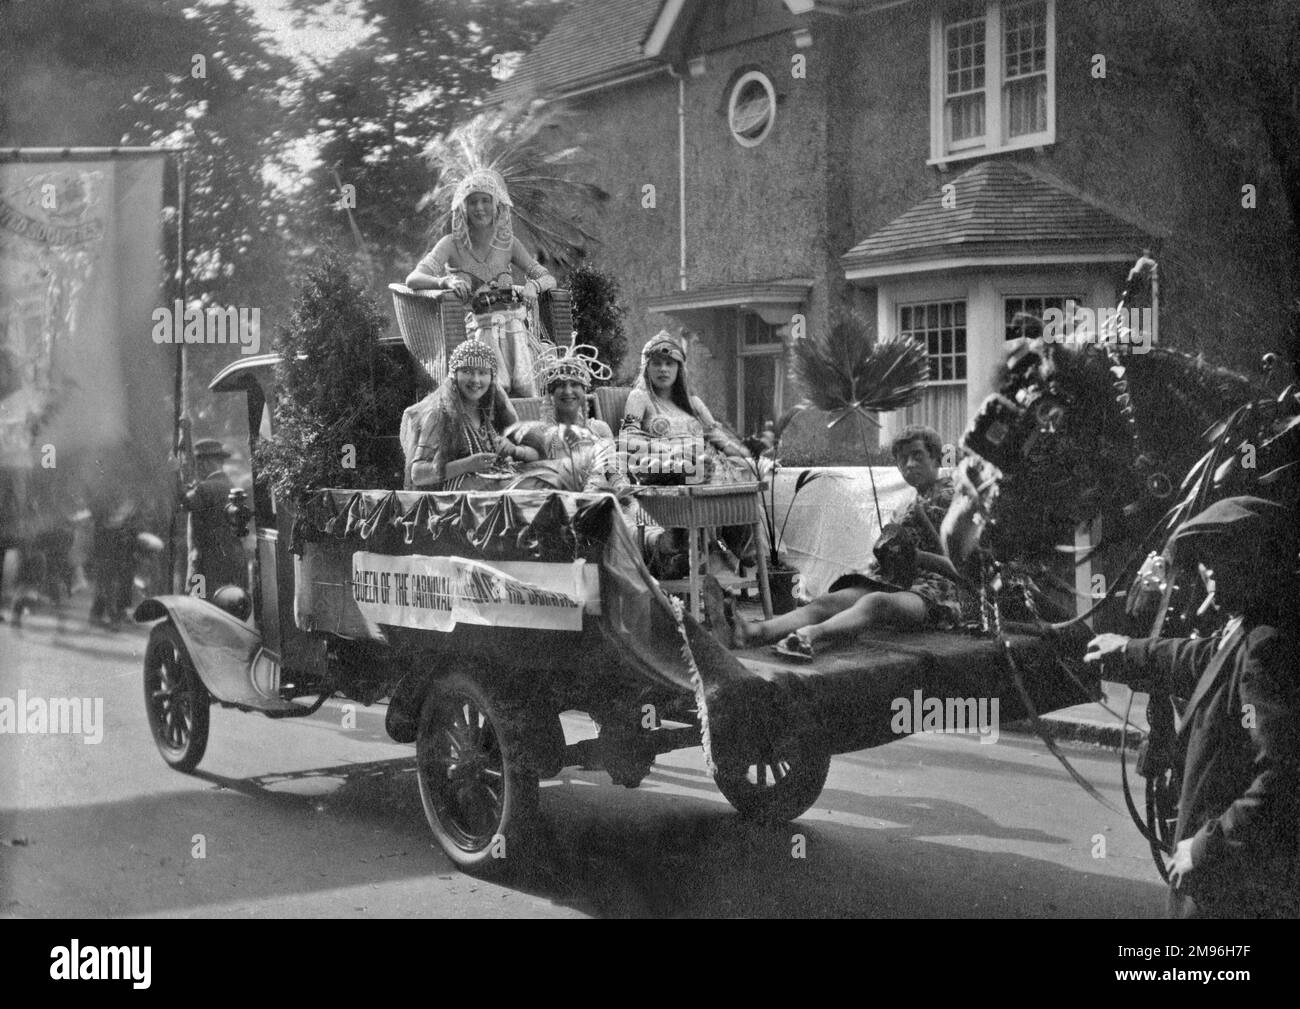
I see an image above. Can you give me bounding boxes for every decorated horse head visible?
[936,256,1299,877]
[941,263,1299,637]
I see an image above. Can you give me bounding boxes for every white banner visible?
[350,552,598,633]
[0,156,167,461]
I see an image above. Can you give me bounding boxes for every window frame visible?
[928,0,1056,166]
[897,298,969,387]
[1002,292,1083,342]
[734,312,786,434]
[728,70,777,148]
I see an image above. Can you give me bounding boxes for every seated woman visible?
[506,344,630,495]
[620,330,753,576]
[405,167,556,397]
[405,339,538,491]
[619,330,751,484]
[733,424,974,660]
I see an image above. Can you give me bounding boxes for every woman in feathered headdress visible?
[405,338,538,491]
[405,167,556,397]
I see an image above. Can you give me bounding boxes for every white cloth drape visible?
[771,466,951,599]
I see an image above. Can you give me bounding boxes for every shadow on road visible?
[1,749,1167,918]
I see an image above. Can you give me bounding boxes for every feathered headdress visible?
[449,168,514,252]
[421,101,608,271]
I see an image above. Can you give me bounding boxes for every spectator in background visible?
[89,494,139,628]
[181,439,246,597]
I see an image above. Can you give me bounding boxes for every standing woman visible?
[405,167,556,397]
[406,339,538,491]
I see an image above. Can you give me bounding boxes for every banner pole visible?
[168,151,189,594]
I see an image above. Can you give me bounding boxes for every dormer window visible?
[930,0,1055,165]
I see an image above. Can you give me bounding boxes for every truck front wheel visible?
[416,671,539,874]
[143,621,210,773]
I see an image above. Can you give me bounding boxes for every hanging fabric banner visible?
[0,152,169,536]
[350,552,598,632]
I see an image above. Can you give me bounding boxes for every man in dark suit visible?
[182,439,245,596]
[1086,497,1299,918]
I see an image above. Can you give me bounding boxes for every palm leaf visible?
[791,315,929,425]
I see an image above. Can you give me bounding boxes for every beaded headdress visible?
[450,168,514,253]
[534,343,612,391]
[640,329,686,369]
[448,338,498,375]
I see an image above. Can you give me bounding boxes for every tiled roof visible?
[494,0,667,103]
[841,160,1158,275]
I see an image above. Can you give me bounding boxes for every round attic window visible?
[728,71,775,147]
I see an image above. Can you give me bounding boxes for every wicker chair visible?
[510,397,546,422]
[389,283,575,386]
[388,285,468,387]
[593,385,632,426]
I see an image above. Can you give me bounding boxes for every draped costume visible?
[411,168,556,397]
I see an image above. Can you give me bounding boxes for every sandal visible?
[772,631,814,662]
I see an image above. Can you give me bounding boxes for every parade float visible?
[134,263,1105,875]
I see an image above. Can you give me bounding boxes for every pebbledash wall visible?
[562,16,854,459]
[519,0,1295,462]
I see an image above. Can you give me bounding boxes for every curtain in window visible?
[898,384,967,451]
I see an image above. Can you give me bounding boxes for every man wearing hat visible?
[181,439,246,596]
[1086,496,1299,918]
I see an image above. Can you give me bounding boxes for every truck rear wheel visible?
[143,622,210,772]
[416,671,539,874]
[713,735,831,825]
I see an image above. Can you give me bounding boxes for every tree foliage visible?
[566,264,629,386]
[287,0,567,283]
[253,256,414,502]
[0,0,303,437]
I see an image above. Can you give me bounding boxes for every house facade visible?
[497,0,1295,460]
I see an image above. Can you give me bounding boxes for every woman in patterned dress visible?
[506,344,630,495]
[733,425,975,660]
[406,339,538,491]
[404,167,556,397]
[619,330,753,577]
[619,330,751,485]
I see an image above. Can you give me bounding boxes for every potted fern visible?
[739,406,820,614]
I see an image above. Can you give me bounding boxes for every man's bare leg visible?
[733,587,867,647]
[804,591,928,646]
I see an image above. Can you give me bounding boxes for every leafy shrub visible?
[566,263,628,386]
[254,257,414,503]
